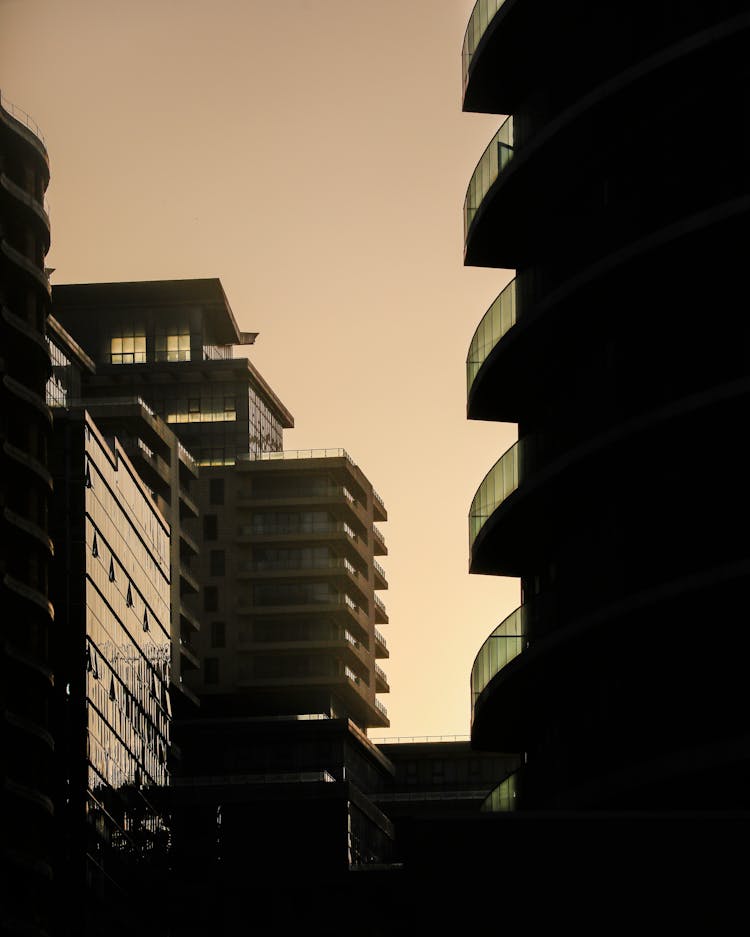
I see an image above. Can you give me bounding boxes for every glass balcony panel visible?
[469,439,521,547]
[470,605,526,716]
[466,278,517,395]
[462,0,506,93]
[464,116,514,241]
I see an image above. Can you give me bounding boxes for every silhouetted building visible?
[463,1,750,811]
[0,91,54,937]
[190,449,390,731]
[50,410,173,935]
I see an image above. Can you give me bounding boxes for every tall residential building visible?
[463,1,750,811]
[190,449,390,731]
[47,314,201,707]
[50,410,172,935]
[0,91,54,937]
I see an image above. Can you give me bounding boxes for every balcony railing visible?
[469,438,521,547]
[471,605,526,720]
[374,662,388,684]
[373,525,386,549]
[374,628,387,650]
[246,556,359,576]
[374,594,387,614]
[464,116,514,240]
[375,698,388,717]
[0,90,45,144]
[467,277,516,395]
[462,0,507,94]
[239,520,359,540]
[481,770,518,812]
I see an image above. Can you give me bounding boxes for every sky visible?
[2,0,519,739]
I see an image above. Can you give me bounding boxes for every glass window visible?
[209,550,225,577]
[110,329,146,364]
[203,514,218,541]
[204,586,218,612]
[204,658,219,684]
[155,326,191,362]
[210,621,226,648]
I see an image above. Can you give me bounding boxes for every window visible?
[209,478,224,505]
[204,658,219,685]
[155,327,191,362]
[209,550,225,577]
[111,329,146,364]
[204,586,218,612]
[210,621,226,648]
[203,514,218,541]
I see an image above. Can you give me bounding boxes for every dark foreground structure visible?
[464,0,750,816]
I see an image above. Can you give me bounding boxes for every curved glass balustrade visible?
[462,0,508,94]
[466,277,516,395]
[469,439,522,547]
[464,116,514,240]
[481,771,518,812]
[471,605,526,718]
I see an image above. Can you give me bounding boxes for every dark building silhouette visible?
[0,91,54,937]
[464,1,750,812]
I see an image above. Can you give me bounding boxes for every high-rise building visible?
[0,91,54,937]
[50,409,173,935]
[463,1,750,811]
[190,449,390,731]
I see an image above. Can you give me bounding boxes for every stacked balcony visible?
[462,3,750,809]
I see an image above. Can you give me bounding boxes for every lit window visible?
[156,328,191,362]
[111,331,146,365]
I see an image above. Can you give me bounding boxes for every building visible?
[50,409,173,934]
[463,1,750,812]
[0,90,54,937]
[52,278,290,468]
[190,449,390,732]
[47,313,202,708]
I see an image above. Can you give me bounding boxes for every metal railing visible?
[373,488,386,510]
[373,559,387,581]
[373,525,386,548]
[370,735,471,745]
[374,594,387,614]
[374,628,388,650]
[240,447,355,466]
[374,663,388,684]
[0,90,45,144]
[374,698,388,717]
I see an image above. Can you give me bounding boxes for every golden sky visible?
[2,0,519,738]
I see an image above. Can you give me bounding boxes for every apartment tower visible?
[463,1,750,811]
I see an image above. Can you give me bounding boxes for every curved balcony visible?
[464,116,514,248]
[471,605,526,725]
[469,439,521,550]
[480,770,518,812]
[462,1,507,97]
[466,277,516,407]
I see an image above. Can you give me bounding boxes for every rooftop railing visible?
[371,734,470,744]
[464,115,514,240]
[0,90,45,144]
[467,277,517,395]
[240,447,355,466]
[471,605,527,721]
[462,0,507,94]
